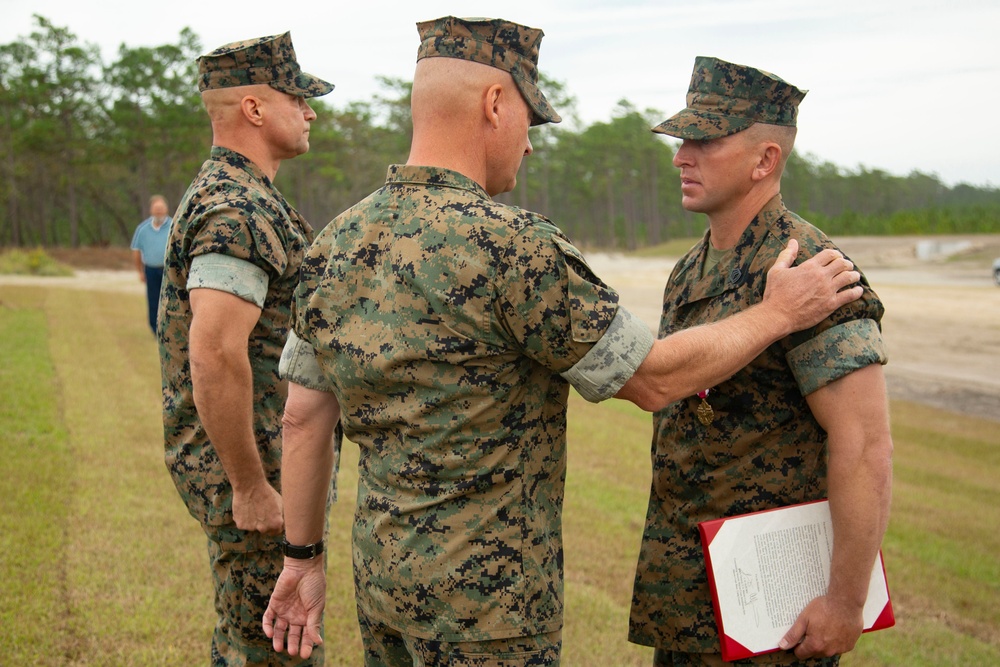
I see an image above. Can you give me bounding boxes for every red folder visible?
[699,499,894,661]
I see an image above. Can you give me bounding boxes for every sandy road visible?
[590,235,1000,423]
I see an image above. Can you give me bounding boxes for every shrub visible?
[0,247,74,276]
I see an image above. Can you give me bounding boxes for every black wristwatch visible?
[282,538,324,560]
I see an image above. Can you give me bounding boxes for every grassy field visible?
[1,282,998,666]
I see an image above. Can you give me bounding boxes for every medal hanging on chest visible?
[696,389,714,426]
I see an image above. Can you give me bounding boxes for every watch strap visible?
[282,539,324,560]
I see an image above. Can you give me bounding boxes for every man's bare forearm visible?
[191,342,267,491]
[616,301,794,410]
[281,384,341,545]
[808,363,893,613]
[188,288,269,494]
[827,433,893,611]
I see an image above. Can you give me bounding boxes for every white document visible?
[701,500,892,658]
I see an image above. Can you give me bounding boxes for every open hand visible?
[764,239,863,334]
[262,559,327,658]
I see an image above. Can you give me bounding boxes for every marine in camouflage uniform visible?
[158,32,335,666]
[266,16,647,666]
[287,160,651,634]
[628,58,893,666]
[263,27,868,667]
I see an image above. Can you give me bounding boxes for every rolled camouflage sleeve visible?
[187,253,268,307]
[787,319,888,396]
[561,306,654,402]
[279,329,335,392]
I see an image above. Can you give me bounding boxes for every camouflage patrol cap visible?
[653,56,806,140]
[197,32,334,98]
[416,15,561,126]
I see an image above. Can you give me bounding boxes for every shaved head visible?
[202,84,279,123]
[743,122,797,171]
[411,57,517,130]
[202,86,243,122]
[199,83,315,179]
[408,56,534,196]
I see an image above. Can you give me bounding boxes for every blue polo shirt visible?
[130,216,172,268]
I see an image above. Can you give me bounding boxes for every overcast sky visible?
[3,0,997,188]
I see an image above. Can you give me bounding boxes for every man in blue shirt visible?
[130,194,172,333]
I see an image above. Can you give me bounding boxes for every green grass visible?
[1,282,997,665]
[0,295,73,662]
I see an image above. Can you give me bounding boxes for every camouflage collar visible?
[385,164,491,200]
[209,146,274,188]
[676,194,788,301]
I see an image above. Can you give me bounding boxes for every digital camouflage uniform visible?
[627,195,886,665]
[630,58,888,666]
[280,164,653,647]
[414,15,561,126]
[279,17,649,660]
[158,145,319,665]
[158,31,333,667]
[651,56,806,140]
[195,32,335,98]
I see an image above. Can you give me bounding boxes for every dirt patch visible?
[48,246,135,271]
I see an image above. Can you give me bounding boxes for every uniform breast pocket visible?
[693,386,791,468]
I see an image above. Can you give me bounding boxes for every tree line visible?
[2,16,998,250]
